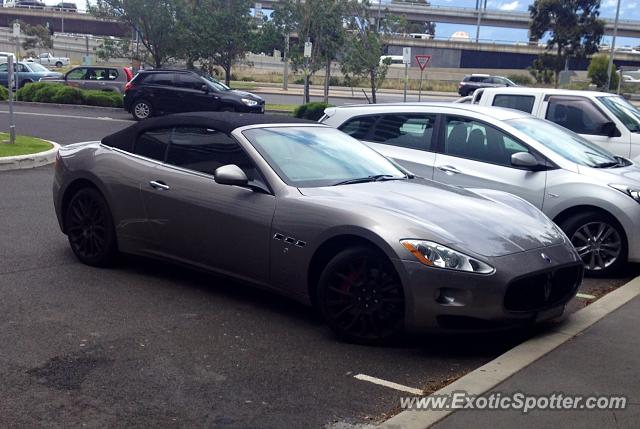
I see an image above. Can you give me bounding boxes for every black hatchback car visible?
[458,74,518,96]
[123,69,265,120]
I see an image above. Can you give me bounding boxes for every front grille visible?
[504,264,583,312]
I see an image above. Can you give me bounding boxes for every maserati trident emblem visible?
[541,253,552,264]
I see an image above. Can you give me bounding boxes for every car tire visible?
[317,246,405,345]
[560,211,627,278]
[64,187,118,267]
[55,61,63,68]
[132,99,153,121]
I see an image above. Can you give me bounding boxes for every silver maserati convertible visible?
[53,112,583,344]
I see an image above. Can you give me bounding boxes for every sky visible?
[33,0,640,47]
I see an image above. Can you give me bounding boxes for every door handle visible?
[149,180,170,191]
[437,165,462,175]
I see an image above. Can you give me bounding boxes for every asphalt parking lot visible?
[1,104,638,428]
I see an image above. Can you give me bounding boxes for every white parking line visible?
[354,373,424,395]
[0,110,131,122]
[576,293,597,300]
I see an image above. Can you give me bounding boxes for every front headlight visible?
[401,240,495,274]
[242,98,258,106]
[609,184,640,204]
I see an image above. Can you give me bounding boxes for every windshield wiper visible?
[332,174,401,186]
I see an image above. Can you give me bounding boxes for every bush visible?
[83,90,123,108]
[506,74,534,86]
[293,102,331,121]
[588,54,619,90]
[52,86,84,104]
[0,85,8,101]
[17,82,52,101]
[33,84,65,103]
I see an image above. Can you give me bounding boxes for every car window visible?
[176,73,205,90]
[546,96,611,136]
[135,128,171,161]
[146,73,174,86]
[66,68,86,80]
[493,95,535,113]
[16,64,29,73]
[368,114,437,150]
[338,115,379,140]
[445,116,529,167]
[0,63,7,72]
[165,127,263,183]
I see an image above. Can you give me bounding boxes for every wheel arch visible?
[552,204,626,237]
[306,234,399,308]
[60,177,107,234]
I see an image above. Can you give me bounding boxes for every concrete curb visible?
[0,140,60,171]
[0,100,123,112]
[378,275,640,429]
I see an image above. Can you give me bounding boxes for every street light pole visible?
[377,0,382,33]
[606,0,621,91]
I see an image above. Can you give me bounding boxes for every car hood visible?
[299,179,566,257]
[578,162,640,187]
[229,89,263,101]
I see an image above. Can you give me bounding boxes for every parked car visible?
[0,61,62,88]
[471,87,640,163]
[25,53,70,68]
[0,52,15,64]
[53,112,582,343]
[40,65,133,94]
[458,74,518,97]
[321,103,640,277]
[52,2,77,12]
[123,70,265,120]
[5,0,46,9]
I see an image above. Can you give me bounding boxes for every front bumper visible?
[395,244,583,333]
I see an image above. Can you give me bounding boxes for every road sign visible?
[415,54,432,71]
[12,22,20,37]
[304,42,313,58]
[402,47,411,65]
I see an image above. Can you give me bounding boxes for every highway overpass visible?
[0,7,128,37]
[259,0,640,39]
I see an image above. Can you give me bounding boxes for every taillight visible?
[124,67,133,81]
[124,81,134,92]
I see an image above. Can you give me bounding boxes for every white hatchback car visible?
[321,103,640,277]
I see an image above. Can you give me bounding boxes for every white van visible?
[472,87,640,162]
[379,55,405,67]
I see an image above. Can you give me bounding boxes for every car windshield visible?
[201,74,230,91]
[27,63,48,72]
[242,127,407,187]
[597,95,640,132]
[507,117,621,168]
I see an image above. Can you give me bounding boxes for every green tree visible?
[342,1,391,104]
[276,0,351,103]
[180,0,253,85]
[528,53,560,84]
[95,38,132,63]
[588,54,619,90]
[529,0,604,88]
[88,0,182,68]
[250,18,285,56]
[15,21,53,52]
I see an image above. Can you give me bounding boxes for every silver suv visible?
[321,103,640,277]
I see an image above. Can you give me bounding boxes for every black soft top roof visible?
[101,112,317,152]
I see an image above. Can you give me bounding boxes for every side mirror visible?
[511,152,542,170]
[600,121,618,138]
[201,84,209,93]
[214,164,248,187]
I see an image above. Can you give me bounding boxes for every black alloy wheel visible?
[65,188,117,267]
[317,247,405,345]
